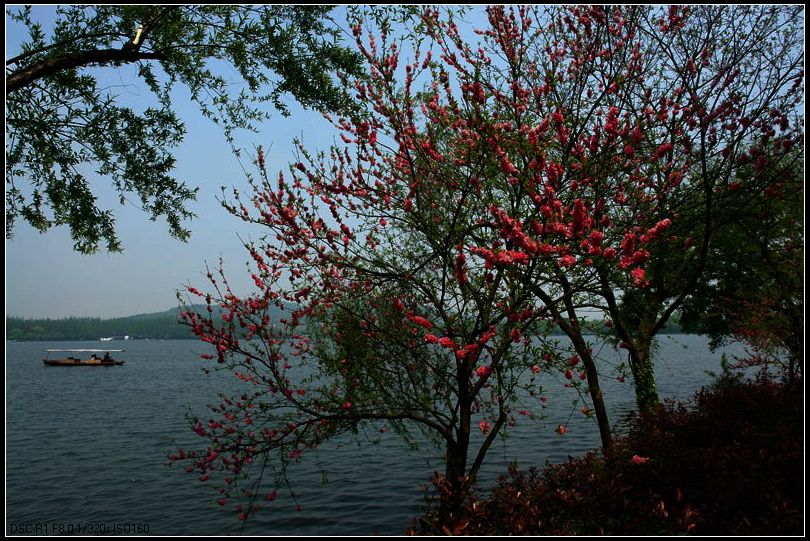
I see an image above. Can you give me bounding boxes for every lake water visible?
[5,336,747,535]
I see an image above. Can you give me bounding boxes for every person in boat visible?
[103,352,111,361]
[91,354,99,360]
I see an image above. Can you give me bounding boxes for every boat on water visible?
[43,349,125,366]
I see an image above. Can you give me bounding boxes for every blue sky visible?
[5,6,497,319]
[5,6,341,318]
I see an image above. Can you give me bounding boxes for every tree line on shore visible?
[5,312,194,341]
[5,309,686,342]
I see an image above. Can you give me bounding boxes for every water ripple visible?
[6,337,746,535]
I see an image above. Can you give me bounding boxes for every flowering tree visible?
[572,5,805,410]
[172,4,803,524]
[454,5,804,413]
[679,152,803,380]
[173,8,602,521]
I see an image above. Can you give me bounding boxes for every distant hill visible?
[5,303,298,342]
[6,309,193,341]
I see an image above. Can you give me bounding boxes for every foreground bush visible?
[415,378,803,535]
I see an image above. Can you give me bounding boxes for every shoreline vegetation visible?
[5,306,685,342]
[6,308,195,341]
[414,375,803,536]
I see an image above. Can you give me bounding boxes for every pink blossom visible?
[556,424,568,435]
[632,249,650,265]
[455,249,468,285]
[437,337,456,349]
[531,364,541,374]
[630,267,647,286]
[580,406,591,416]
[476,365,492,378]
[559,254,577,267]
[408,315,433,329]
[456,343,479,360]
[655,142,673,158]
[621,232,636,256]
[631,454,651,465]
[492,250,529,265]
[479,419,491,434]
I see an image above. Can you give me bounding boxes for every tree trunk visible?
[628,339,659,415]
[581,351,614,456]
[570,335,613,456]
[787,306,803,381]
[444,432,469,488]
[532,279,614,455]
[436,376,472,526]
